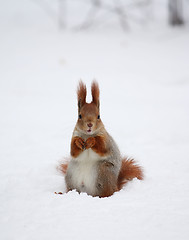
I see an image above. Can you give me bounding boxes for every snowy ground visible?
[0,1,189,240]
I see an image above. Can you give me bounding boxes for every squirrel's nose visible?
[87,123,93,128]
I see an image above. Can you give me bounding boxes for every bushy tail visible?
[117,158,144,190]
[57,157,71,175]
[60,163,68,174]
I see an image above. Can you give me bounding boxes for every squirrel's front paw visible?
[75,137,86,150]
[85,137,96,149]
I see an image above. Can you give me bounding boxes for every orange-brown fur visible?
[59,163,68,175]
[85,137,96,149]
[91,135,108,156]
[71,135,108,157]
[76,81,102,134]
[71,136,85,158]
[76,102,102,134]
[117,158,144,190]
[91,81,100,107]
[77,81,87,111]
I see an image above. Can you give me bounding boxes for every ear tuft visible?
[91,81,100,107]
[77,80,87,110]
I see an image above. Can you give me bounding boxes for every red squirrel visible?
[60,81,143,197]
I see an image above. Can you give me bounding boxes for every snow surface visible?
[0,1,189,240]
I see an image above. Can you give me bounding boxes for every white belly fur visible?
[69,149,103,194]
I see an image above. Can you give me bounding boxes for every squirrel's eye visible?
[79,114,82,119]
[97,115,100,119]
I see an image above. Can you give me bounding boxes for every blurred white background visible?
[0,1,189,240]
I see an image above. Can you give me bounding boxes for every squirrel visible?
[59,81,143,197]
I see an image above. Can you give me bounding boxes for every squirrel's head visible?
[76,81,103,135]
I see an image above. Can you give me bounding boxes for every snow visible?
[0,1,189,240]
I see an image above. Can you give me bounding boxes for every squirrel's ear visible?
[91,81,100,108]
[77,80,87,110]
